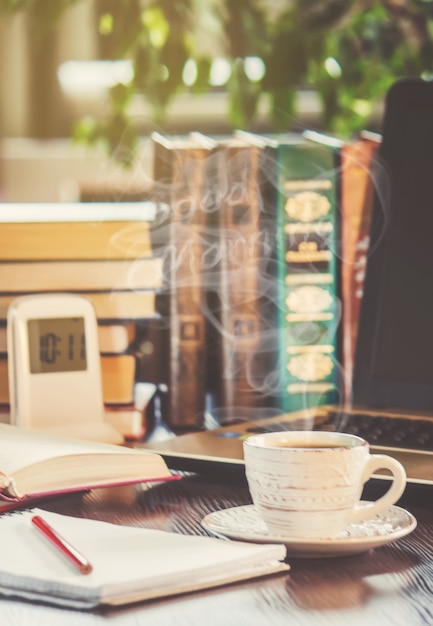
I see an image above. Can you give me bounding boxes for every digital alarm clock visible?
[7,293,106,431]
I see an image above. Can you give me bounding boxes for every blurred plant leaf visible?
[6,0,433,162]
[227,58,260,128]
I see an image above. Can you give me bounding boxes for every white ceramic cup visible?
[243,431,407,539]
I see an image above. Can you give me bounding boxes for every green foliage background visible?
[3,0,433,161]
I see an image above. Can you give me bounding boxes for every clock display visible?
[27,317,87,374]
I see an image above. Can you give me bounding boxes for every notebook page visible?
[0,509,288,608]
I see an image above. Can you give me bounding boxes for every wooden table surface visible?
[1,472,433,625]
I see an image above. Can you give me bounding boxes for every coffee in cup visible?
[243,431,407,539]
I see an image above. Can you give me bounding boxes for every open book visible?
[0,424,173,510]
[0,509,289,608]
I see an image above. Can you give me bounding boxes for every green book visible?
[275,135,341,413]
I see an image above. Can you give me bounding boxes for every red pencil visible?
[31,515,93,575]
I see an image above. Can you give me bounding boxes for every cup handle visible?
[349,454,407,525]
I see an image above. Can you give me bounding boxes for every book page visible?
[0,424,134,476]
[0,202,157,223]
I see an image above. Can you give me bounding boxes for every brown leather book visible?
[341,132,381,402]
[211,134,275,412]
[151,132,215,431]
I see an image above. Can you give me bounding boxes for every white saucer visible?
[201,503,417,558]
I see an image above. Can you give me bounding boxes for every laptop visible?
[143,78,433,485]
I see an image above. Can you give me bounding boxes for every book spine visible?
[0,291,159,321]
[341,138,380,402]
[0,258,163,292]
[0,324,5,354]
[0,354,138,407]
[214,142,273,411]
[100,354,137,405]
[276,141,341,412]
[0,221,155,261]
[152,136,210,431]
[0,357,9,406]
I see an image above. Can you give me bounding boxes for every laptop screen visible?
[353,79,433,410]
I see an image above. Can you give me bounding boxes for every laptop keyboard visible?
[245,411,433,452]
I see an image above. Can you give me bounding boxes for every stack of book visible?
[151,130,379,427]
[1,135,377,436]
[0,202,166,439]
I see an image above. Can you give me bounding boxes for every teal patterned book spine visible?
[276,139,341,412]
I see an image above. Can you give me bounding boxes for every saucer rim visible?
[201,503,417,554]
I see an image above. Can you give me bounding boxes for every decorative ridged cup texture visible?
[243,431,407,539]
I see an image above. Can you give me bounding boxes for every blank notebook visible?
[0,509,288,609]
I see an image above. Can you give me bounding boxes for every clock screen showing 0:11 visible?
[27,317,87,374]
